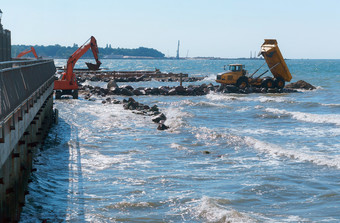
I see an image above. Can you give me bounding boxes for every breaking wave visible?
[265,108,340,126]
[244,137,340,169]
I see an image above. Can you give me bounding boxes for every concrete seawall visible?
[0,59,56,222]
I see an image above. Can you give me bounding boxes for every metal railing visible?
[0,59,56,122]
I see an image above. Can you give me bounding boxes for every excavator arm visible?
[63,36,102,80]
[16,47,38,59]
[54,36,102,99]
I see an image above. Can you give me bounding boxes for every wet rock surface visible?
[76,73,204,83]
[79,82,301,97]
[285,80,316,90]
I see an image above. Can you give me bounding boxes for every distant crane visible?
[176,40,180,59]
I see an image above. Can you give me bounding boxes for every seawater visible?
[20,59,340,222]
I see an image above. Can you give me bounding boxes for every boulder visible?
[133,89,143,96]
[285,80,316,90]
[157,122,169,131]
[120,85,134,91]
[112,99,121,104]
[175,86,186,95]
[158,86,169,95]
[152,113,167,123]
[150,87,160,95]
[120,88,134,96]
[90,76,100,81]
[150,105,159,112]
[168,88,177,95]
[107,80,118,89]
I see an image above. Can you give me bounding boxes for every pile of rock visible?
[79,79,316,98]
[76,73,204,83]
[101,97,169,130]
[285,80,316,90]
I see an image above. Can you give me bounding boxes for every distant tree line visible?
[11,44,165,58]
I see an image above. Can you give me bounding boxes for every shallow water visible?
[21,59,340,222]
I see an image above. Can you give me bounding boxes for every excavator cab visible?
[216,64,248,88]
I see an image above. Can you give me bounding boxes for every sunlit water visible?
[20,59,340,222]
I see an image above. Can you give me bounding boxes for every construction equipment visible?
[54,36,102,99]
[16,46,39,59]
[216,39,292,90]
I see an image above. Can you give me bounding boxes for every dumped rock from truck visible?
[285,80,316,90]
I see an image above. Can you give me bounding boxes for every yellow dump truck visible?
[216,39,292,89]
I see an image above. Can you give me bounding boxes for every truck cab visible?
[216,64,248,87]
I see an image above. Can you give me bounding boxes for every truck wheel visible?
[236,77,248,89]
[274,77,285,89]
[261,78,274,89]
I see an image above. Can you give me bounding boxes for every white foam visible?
[170,143,190,151]
[244,137,340,169]
[206,93,294,104]
[203,74,218,81]
[193,196,254,223]
[164,105,192,132]
[180,99,231,108]
[265,108,340,126]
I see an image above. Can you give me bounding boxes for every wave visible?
[203,74,218,81]
[265,108,340,126]
[321,103,340,108]
[191,126,340,169]
[106,201,161,210]
[192,196,255,223]
[244,137,340,169]
[163,105,192,132]
[180,99,232,108]
[206,92,295,104]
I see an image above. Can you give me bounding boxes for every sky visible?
[1,0,340,59]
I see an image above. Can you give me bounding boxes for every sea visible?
[20,59,340,222]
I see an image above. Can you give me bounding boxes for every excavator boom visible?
[16,47,38,59]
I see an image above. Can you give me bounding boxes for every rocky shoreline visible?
[76,80,316,131]
[79,79,315,98]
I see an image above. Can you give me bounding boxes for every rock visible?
[150,88,160,95]
[158,86,169,95]
[90,76,100,81]
[152,113,167,123]
[112,99,121,104]
[168,88,177,95]
[136,75,145,82]
[225,85,238,93]
[120,88,134,96]
[157,123,169,130]
[150,105,159,112]
[285,80,316,90]
[133,89,143,96]
[107,80,118,89]
[128,77,136,82]
[175,85,186,95]
[120,85,134,91]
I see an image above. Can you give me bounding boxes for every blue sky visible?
[2,0,340,59]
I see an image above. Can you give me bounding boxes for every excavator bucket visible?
[86,62,101,70]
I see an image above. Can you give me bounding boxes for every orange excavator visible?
[54,36,102,99]
[16,46,39,59]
